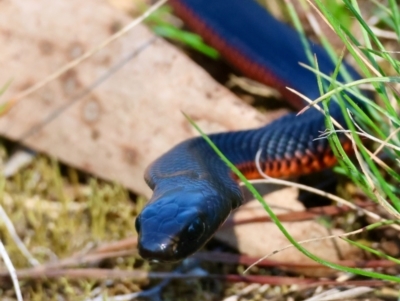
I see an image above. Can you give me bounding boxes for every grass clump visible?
[187,0,400,284]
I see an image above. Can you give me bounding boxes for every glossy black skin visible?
[135,0,363,262]
[137,135,242,261]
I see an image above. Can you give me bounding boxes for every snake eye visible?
[135,217,141,234]
[186,217,205,241]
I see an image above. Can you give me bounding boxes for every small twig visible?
[0,266,390,287]
[89,236,137,254]
[304,287,374,301]
[39,249,136,271]
[222,202,376,226]
[10,237,138,273]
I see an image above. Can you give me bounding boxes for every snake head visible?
[135,187,232,262]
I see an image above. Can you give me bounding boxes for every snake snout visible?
[136,186,234,262]
[136,206,208,262]
[137,232,180,262]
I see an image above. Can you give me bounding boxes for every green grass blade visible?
[184,113,400,282]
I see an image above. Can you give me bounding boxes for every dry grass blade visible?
[373,127,400,156]
[237,150,400,272]
[0,239,23,301]
[226,202,375,225]
[3,149,35,178]
[247,150,400,230]
[287,85,393,185]
[86,292,142,301]
[305,287,374,301]
[349,130,400,219]
[194,251,397,269]
[288,84,400,219]
[371,27,399,40]
[306,0,383,78]
[0,205,39,266]
[0,0,168,116]
[318,128,400,153]
[226,74,281,98]
[0,266,389,287]
[243,227,368,274]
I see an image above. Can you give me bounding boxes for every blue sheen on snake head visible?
[136,187,230,262]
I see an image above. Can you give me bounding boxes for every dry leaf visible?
[216,187,360,275]
[0,0,285,197]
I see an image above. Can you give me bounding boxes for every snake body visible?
[135,0,363,262]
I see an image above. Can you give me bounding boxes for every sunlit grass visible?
[188,0,400,280]
[146,6,220,58]
[1,0,399,299]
